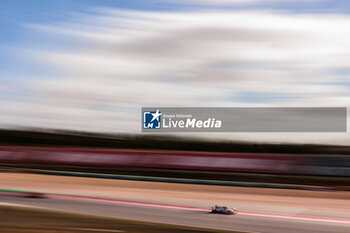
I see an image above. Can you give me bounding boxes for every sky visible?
[1,0,350,144]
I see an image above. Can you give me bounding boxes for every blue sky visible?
[2,0,350,45]
[0,0,346,82]
[0,0,168,79]
[1,0,350,143]
[1,0,350,77]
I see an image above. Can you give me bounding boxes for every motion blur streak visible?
[1,1,350,233]
[49,193,350,224]
[1,192,349,233]
[2,1,350,143]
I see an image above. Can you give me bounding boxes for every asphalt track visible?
[1,193,349,233]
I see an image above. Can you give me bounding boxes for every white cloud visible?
[2,9,350,144]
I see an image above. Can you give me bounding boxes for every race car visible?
[210,205,238,215]
[24,192,47,198]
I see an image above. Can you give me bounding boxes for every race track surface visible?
[0,193,349,233]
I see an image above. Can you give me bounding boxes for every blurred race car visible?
[24,192,47,198]
[210,205,238,215]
